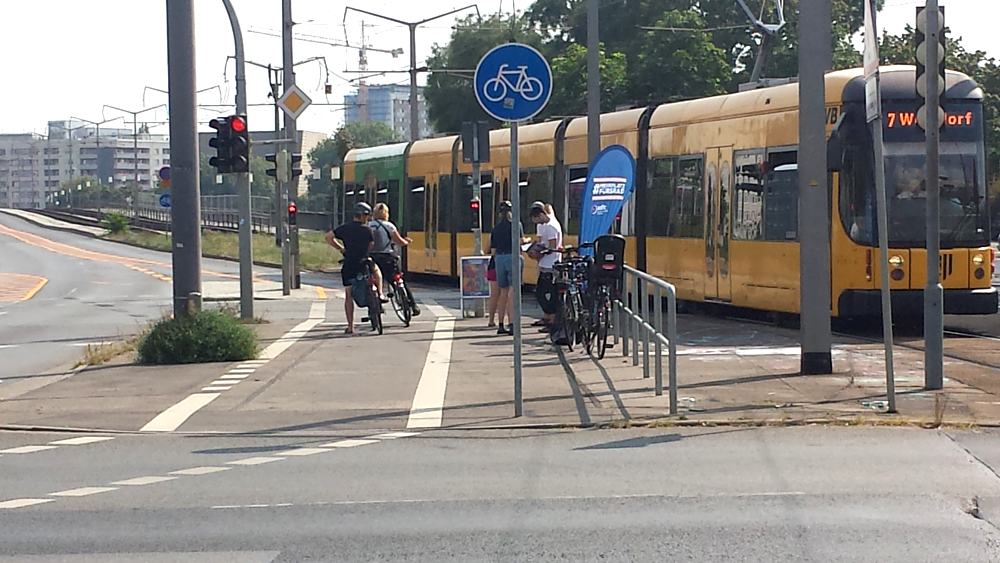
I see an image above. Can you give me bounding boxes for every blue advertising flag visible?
[578,145,636,253]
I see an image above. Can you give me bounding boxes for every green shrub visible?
[101,212,130,234]
[137,309,259,365]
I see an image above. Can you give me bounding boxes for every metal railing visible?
[613,265,679,414]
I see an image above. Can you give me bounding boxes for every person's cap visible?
[354,202,372,215]
[498,200,512,211]
[530,201,546,210]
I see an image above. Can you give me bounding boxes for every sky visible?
[0,0,995,137]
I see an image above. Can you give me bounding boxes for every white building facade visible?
[0,120,171,209]
[344,84,431,140]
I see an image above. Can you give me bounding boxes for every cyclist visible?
[369,202,420,317]
[326,202,383,334]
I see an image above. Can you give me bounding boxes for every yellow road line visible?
[21,277,48,301]
[316,286,327,299]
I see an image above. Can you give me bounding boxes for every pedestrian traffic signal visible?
[287,203,298,226]
[470,197,481,230]
[208,117,233,173]
[289,153,303,178]
[228,115,250,173]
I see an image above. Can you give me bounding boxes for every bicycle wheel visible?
[583,295,597,356]
[368,284,383,335]
[597,296,611,359]
[391,280,411,326]
[561,293,575,351]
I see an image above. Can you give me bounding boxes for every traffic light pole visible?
[165,0,203,319]
[282,0,301,290]
[222,0,254,320]
[924,0,944,390]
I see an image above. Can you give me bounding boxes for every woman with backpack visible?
[369,203,418,312]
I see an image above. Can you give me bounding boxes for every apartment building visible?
[344,84,431,140]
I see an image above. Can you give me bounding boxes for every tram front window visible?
[843,143,987,248]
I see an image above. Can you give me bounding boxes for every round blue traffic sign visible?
[158,166,170,181]
[159,193,171,208]
[475,43,552,122]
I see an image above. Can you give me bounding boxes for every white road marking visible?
[281,448,331,456]
[139,393,220,432]
[70,342,110,347]
[202,387,232,392]
[218,373,250,380]
[318,439,380,448]
[49,436,114,446]
[0,445,58,454]
[406,314,456,429]
[111,476,177,486]
[0,498,54,509]
[227,369,256,374]
[227,457,284,466]
[369,431,421,440]
[235,364,260,369]
[169,466,231,476]
[49,487,117,497]
[210,380,237,386]
[0,344,18,350]
[241,360,268,365]
[138,302,326,433]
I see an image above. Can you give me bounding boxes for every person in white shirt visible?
[529,202,563,332]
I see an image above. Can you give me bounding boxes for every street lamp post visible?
[344,4,479,142]
[103,104,166,202]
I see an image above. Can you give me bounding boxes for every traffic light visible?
[287,203,298,227]
[289,153,303,178]
[470,197,481,230]
[208,117,232,173]
[266,152,291,182]
[265,153,277,178]
[915,5,946,130]
[228,115,249,173]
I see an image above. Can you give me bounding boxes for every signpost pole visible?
[864,0,896,412]
[923,0,944,390]
[511,120,522,417]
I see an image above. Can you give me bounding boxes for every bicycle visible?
[549,247,591,351]
[483,64,544,102]
[380,255,417,327]
[356,258,383,335]
[580,235,626,359]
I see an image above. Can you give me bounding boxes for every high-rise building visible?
[0,124,170,209]
[344,84,431,140]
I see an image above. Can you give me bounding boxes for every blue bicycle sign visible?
[475,44,552,122]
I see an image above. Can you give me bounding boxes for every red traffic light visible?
[230,116,247,133]
[287,203,297,214]
[470,199,480,209]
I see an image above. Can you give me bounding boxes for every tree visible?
[333,121,401,160]
[547,43,630,115]
[632,11,731,103]
[199,154,272,197]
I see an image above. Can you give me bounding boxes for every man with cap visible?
[326,202,386,334]
[529,201,563,332]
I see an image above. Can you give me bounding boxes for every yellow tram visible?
[342,66,996,318]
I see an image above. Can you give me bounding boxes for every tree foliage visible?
[332,121,401,161]
[198,155,273,197]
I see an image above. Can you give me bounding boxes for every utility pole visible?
[797,0,833,374]
[222,0,254,320]
[922,0,944,389]
[344,4,479,142]
[165,0,202,318]
[269,65,284,253]
[71,116,125,152]
[282,0,301,289]
[586,0,600,165]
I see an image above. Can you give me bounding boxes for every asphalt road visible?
[0,212,317,381]
[1,426,999,561]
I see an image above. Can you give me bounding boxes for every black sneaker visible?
[411,304,421,317]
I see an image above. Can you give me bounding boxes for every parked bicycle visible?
[548,246,592,351]
[582,234,627,359]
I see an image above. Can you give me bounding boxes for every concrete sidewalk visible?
[438,307,1000,428]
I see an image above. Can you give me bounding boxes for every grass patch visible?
[74,337,140,368]
[105,229,342,271]
[137,308,259,365]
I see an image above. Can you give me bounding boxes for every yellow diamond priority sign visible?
[277,84,312,120]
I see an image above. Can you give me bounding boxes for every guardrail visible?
[613,265,678,413]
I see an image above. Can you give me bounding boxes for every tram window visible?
[673,157,704,238]
[566,167,588,235]
[524,168,552,224]
[376,181,388,204]
[763,151,799,241]
[388,180,401,224]
[439,174,453,234]
[648,157,675,237]
[732,150,764,240]
[480,172,495,233]
[408,177,425,232]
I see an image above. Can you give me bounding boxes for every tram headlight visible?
[972,253,986,266]
[888,255,904,268]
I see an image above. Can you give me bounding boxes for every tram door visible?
[704,146,733,301]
